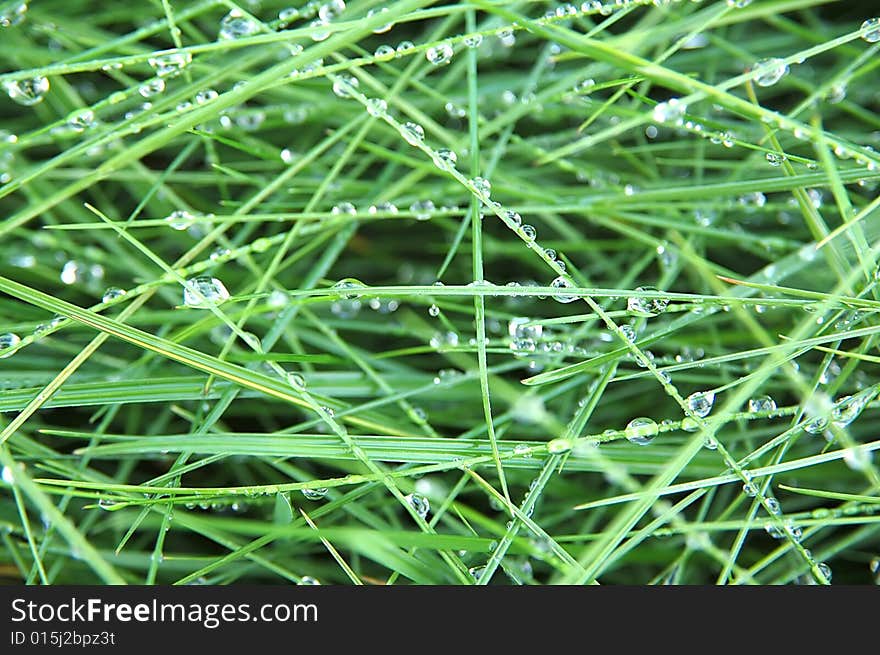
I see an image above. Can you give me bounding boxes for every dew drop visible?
[102,287,126,303]
[332,74,359,98]
[426,42,454,66]
[402,121,424,145]
[625,417,658,446]
[165,209,196,230]
[3,76,49,106]
[686,390,715,418]
[405,492,430,519]
[753,58,788,87]
[0,1,28,28]
[464,33,483,48]
[547,438,572,454]
[0,332,21,358]
[549,275,578,303]
[749,395,777,413]
[409,199,435,221]
[183,276,230,308]
[861,17,880,43]
[149,52,192,77]
[366,97,387,116]
[627,286,669,317]
[374,44,395,59]
[652,98,686,124]
[219,9,259,40]
[432,148,457,170]
[301,487,328,500]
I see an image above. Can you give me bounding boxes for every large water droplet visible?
[405,493,430,519]
[3,76,49,106]
[861,17,880,42]
[0,332,21,358]
[652,98,686,123]
[102,287,126,303]
[165,209,196,230]
[686,391,715,418]
[218,9,259,40]
[549,275,578,303]
[402,121,424,145]
[183,276,230,308]
[627,286,669,317]
[332,75,359,98]
[625,417,658,445]
[508,317,542,341]
[753,57,788,87]
[749,395,777,413]
[301,487,328,500]
[426,42,454,66]
[149,52,192,77]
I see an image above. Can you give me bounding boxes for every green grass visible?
[1,0,880,585]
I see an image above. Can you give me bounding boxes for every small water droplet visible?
[547,438,572,454]
[749,395,777,413]
[332,74,359,98]
[149,51,192,77]
[165,209,196,230]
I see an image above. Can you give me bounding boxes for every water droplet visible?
[547,438,572,454]
[366,97,387,116]
[396,40,415,55]
[405,492,430,519]
[653,98,686,123]
[513,443,532,457]
[402,121,424,145]
[464,33,483,48]
[366,7,393,33]
[727,0,752,7]
[627,286,669,317]
[0,332,21,358]
[374,44,395,59]
[102,287,126,303]
[332,74,359,98]
[432,148,457,170]
[219,9,259,40]
[165,209,196,230]
[468,565,486,581]
[625,417,658,445]
[368,201,398,215]
[550,275,578,303]
[301,487,328,501]
[817,562,832,582]
[67,109,97,133]
[686,390,715,418]
[743,482,758,497]
[831,387,877,427]
[738,191,766,208]
[521,224,537,241]
[753,58,788,87]
[3,76,49,106]
[470,176,491,197]
[287,372,306,389]
[0,1,28,28]
[330,278,365,318]
[428,304,440,317]
[149,51,192,77]
[299,576,321,585]
[766,497,781,515]
[409,199,435,220]
[861,17,880,42]
[331,202,357,216]
[765,152,785,166]
[508,317,542,341]
[426,42,454,66]
[748,395,777,413]
[183,276,230,308]
[195,89,218,105]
